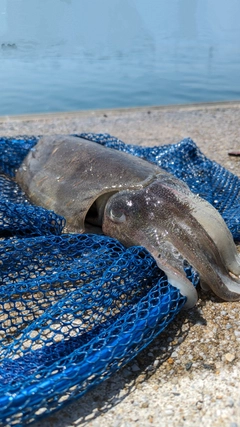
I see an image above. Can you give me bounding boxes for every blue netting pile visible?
[0,133,239,426]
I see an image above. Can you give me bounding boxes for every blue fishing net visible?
[0,133,239,426]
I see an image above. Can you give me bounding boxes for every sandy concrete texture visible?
[1,102,239,427]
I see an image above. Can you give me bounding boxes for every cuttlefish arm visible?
[102,179,240,309]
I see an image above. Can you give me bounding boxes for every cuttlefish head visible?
[102,176,240,309]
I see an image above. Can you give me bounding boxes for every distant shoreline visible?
[1,100,240,122]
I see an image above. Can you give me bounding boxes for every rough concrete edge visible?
[1,100,240,123]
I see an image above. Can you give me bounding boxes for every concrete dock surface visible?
[1,102,239,427]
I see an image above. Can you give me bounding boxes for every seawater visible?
[0,0,240,116]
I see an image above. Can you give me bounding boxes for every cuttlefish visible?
[15,135,240,308]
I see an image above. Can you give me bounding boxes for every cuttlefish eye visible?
[109,208,127,224]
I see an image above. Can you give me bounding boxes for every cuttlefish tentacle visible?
[189,198,240,277]
[141,239,199,309]
[15,135,240,308]
[154,175,240,276]
[102,180,240,307]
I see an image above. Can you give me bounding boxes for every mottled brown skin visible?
[16,135,240,308]
[16,135,164,233]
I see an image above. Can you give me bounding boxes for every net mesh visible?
[0,133,239,426]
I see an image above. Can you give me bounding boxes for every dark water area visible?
[0,0,240,115]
